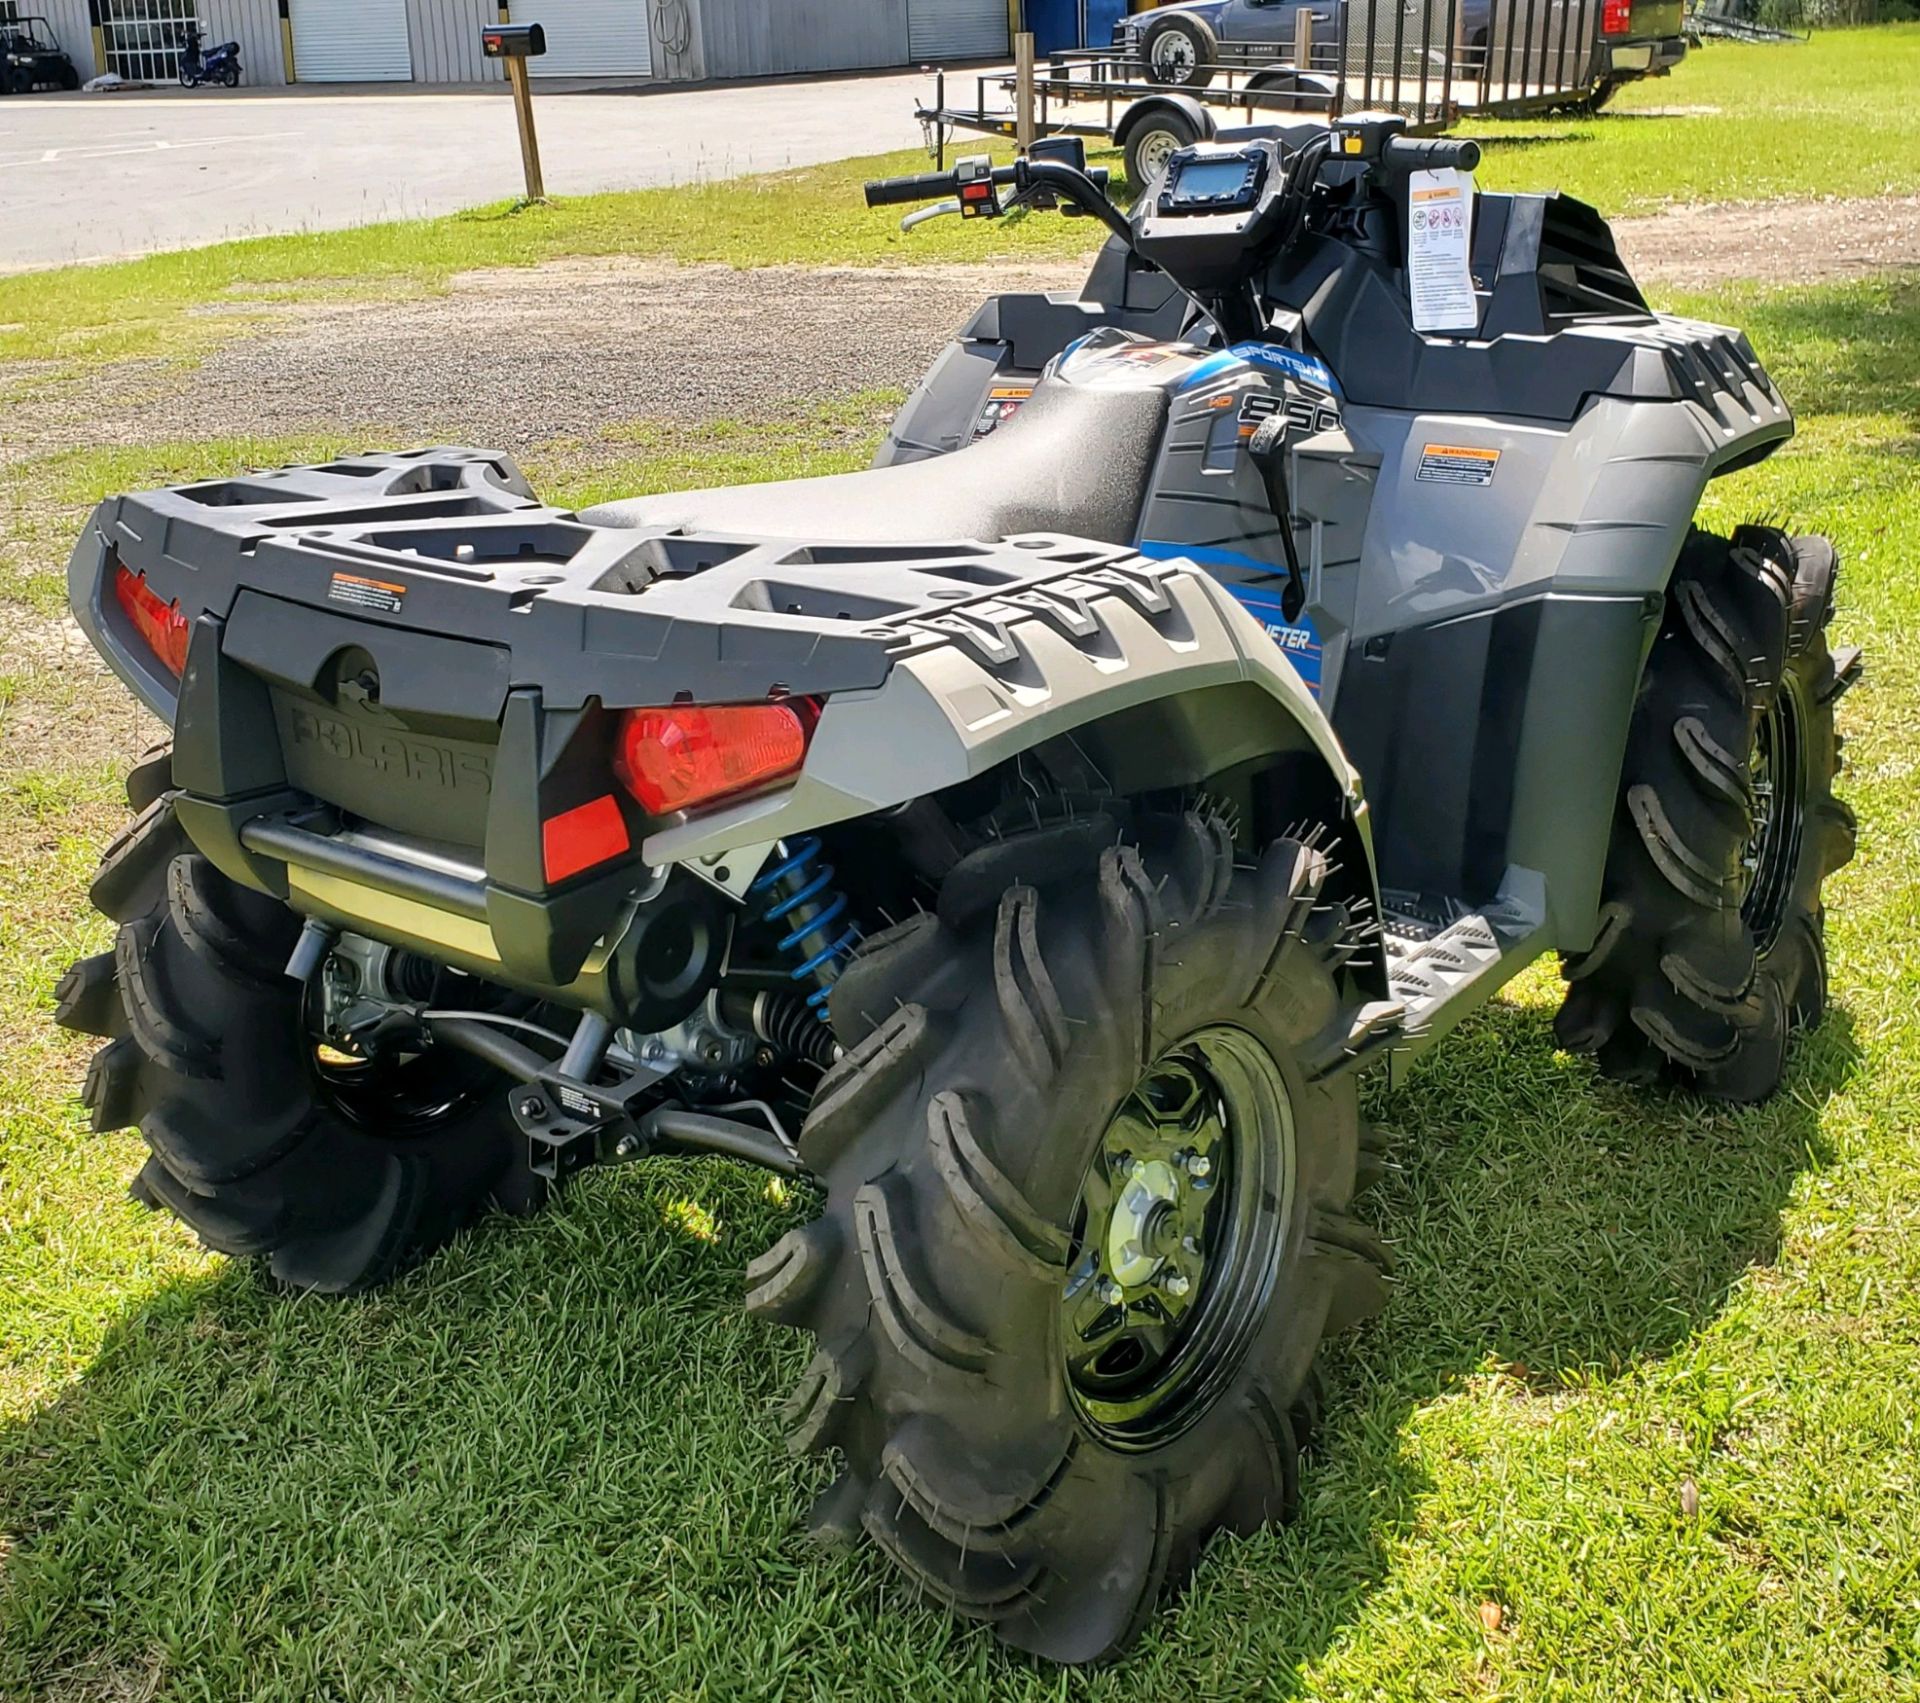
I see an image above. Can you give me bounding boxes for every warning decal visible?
[328,571,407,614]
[1416,443,1501,487]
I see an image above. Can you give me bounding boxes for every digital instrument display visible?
[1161,151,1265,214]
[1174,159,1253,201]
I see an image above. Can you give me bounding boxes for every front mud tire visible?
[749,812,1395,1663]
[1555,526,1857,1101]
[56,787,539,1294]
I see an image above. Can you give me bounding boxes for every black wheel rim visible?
[1058,1026,1296,1450]
[1742,673,1809,957]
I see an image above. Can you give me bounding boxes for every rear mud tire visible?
[56,783,541,1293]
[752,812,1393,1663]
[1555,527,1856,1102]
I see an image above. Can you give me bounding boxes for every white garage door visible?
[513,0,653,77]
[290,0,413,81]
[908,0,1008,59]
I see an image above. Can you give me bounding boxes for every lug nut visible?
[519,1096,544,1120]
[613,1133,641,1160]
[1182,1235,1201,1255]
[1097,1277,1123,1305]
[1163,1272,1192,1299]
[1185,1152,1213,1180]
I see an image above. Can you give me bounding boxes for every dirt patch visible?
[5,259,1087,461]
[1614,195,1920,292]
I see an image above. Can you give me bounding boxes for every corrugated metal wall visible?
[698,0,909,77]
[408,0,504,83]
[206,0,288,84]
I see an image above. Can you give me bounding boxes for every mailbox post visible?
[481,22,548,203]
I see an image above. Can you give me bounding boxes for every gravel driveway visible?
[14,260,1088,460]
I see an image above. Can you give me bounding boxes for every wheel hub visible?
[1152,34,1194,77]
[1059,1027,1295,1449]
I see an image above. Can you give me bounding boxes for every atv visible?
[0,14,80,93]
[56,117,1856,1664]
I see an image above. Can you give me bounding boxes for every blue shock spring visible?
[749,836,861,1019]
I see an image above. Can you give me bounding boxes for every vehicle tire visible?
[1142,15,1217,88]
[59,62,81,90]
[1123,107,1199,192]
[220,60,239,86]
[749,810,1397,1662]
[1555,526,1858,1102]
[178,64,195,86]
[55,766,547,1295]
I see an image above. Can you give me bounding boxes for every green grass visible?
[1470,23,1920,210]
[3,25,1917,375]
[0,270,1917,1697]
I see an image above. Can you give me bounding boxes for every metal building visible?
[27,0,1022,86]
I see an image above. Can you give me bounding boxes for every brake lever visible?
[900,198,962,232]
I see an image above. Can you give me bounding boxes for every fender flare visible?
[1113,93,1218,154]
[643,557,1386,996]
[1242,67,1340,112]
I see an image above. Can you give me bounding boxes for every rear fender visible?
[643,554,1385,993]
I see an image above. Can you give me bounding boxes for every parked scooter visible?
[176,22,240,87]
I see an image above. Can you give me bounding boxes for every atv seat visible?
[577,380,1168,547]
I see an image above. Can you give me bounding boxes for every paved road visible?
[0,71,934,272]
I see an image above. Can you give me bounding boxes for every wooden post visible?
[1293,3,1314,69]
[505,55,545,202]
[1014,31,1036,155]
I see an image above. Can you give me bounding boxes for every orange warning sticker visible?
[1416,443,1501,486]
[328,571,408,614]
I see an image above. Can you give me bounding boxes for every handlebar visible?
[1381,136,1482,174]
[864,170,972,208]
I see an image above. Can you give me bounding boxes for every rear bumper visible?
[1609,34,1686,73]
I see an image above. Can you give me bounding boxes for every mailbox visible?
[481,22,546,57]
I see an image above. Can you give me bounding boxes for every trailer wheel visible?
[749,810,1393,1663]
[1142,14,1217,87]
[1123,107,1199,191]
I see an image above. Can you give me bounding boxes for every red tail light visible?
[1602,0,1632,34]
[113,563,191,677]
[614,700,818,816]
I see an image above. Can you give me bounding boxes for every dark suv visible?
[0,14,80,93]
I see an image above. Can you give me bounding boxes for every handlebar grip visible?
[864,172,956,208]
[1382,136,1483,173]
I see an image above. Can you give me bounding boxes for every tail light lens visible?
[614,699,818,817]
[1602,0,1632,34]
[113,563,191,677]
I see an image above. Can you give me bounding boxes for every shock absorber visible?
[750,836,860,1023]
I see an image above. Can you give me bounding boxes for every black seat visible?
[577,379,1169,546]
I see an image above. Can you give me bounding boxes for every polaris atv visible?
[56,118,1856,1664]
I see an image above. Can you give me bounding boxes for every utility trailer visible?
[920,0,1682,182]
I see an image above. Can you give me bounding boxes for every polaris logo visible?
[284,704,493,794]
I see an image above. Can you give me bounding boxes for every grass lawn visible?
[2,35,1919,1699]
[3,25,1918,375]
